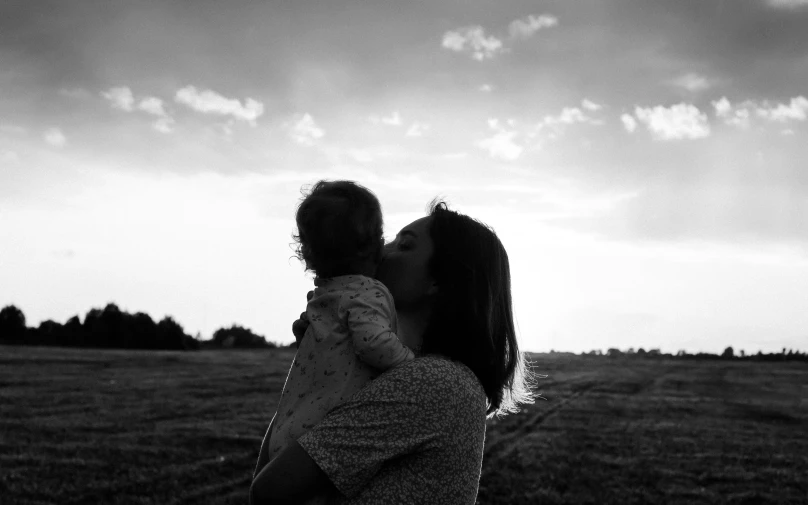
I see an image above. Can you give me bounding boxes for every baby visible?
[267,180,415,463]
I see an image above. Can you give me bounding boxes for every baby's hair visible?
[293,180,384,278]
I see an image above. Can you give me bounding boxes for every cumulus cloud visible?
[581,99,602,111]
[621,114,638,133]
[537,100,604,138]
[102,89,175,133]
[508,14,558,39]
[479,84,494,92]
[137,97,166,116]
[712,97,751,128]
[713,95,808,128]
[671,73,712,92]
[44,127,67,147]
[137,97,175,133]
[478,119,523,161]
[633,103,711,140]
[442,26,504,61]
[756,96,808,122]
[289,113,324,146]
[406,122,430,137]
[101,87,135,111]
[175,86,264,124]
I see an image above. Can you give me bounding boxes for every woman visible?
[251,200,534,504]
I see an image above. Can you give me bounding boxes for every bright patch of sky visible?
[2,0,807,353]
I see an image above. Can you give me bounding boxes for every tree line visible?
[0,304,284,350]
[575,346,808,362]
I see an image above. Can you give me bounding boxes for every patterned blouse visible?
[298,355,488,504]
[268,275,414,460]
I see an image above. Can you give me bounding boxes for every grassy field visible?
[1,346,805,504]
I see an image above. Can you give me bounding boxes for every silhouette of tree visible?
[721,346,734,359]
[212,325,275,348]
[155,316,188,350]
[0,305,27,341]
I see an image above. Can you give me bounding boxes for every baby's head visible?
[293,180,384,279]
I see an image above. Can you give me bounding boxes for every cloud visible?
[713,96,808,128]
[756,96,808,122]
[101,87,135,111]
[381,111,402,126]
[137,97,166,116]
[479,84,494,92]
[137,97,175,133]
[441,26,504,61]
[767,0,808,8]
[581,99,602,111]
[289,113,324,146]
[175,86,264,124]
[621,113,638,133]
[671,73,712,92]
[536,100,604,138]
[508,14,558,39]
[406,122,429,137]
[44,127,67,147]
[633,103,711,140]
[712,97,751,128]
[478,119,523,161]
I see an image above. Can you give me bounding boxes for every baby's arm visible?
[345,286,414,370]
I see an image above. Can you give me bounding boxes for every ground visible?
[1,346,805,504]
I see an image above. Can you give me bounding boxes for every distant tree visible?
[739,349,745,358]
[36,320,65,345]
[63,315,85,346]
[647,349,660,357]
[626,347,635,355]
[129,312,158,349]
[156,316,188,350]
[606,348,623,358]
[721,346,734,359]
[0,305,27,341]
[637,348,647,357]
[212,325,274,348]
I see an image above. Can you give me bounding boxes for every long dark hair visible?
[421,200,534,417]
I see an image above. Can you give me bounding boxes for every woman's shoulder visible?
[375,355,486,407]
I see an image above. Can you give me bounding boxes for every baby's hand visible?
[291,291,314,343]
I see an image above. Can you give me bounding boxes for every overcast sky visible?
[2,0,807,354]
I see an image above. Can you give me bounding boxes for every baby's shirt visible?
[267,275,414,460]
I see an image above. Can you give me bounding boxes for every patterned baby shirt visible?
[268,275,414,461]
[298,356,488,505]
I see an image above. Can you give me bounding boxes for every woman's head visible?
[378,200,534,417]
[293,180,384,278]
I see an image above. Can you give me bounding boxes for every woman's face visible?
[376,216,437,311]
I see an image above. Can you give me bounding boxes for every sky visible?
[1,0,807,354]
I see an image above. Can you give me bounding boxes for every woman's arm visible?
[250,440,333,505]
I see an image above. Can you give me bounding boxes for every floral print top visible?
[298,355,488,504]
[268,275,414,460]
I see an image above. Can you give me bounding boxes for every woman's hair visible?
[293,180,384,279]
[421,200,535,417]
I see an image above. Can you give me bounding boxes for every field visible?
[1,346,806,504]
